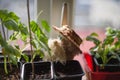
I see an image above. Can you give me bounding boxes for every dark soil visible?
[0,67,20,80]
[23,62,52,80]
[25,72,51,80]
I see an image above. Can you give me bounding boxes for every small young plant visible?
[0,9,51,74]
[86,27,120,65]
[0,10,23,74]
[29,20,51,62]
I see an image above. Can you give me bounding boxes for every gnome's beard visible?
[44,37,80,62]
[61,37,80,60]
[44,38,66,63]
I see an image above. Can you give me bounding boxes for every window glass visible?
[0,0,35,24]
[73,0,91,28]
[0,0,35,50]
[73,0,120,28]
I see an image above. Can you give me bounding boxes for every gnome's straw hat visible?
[53,25,82,53]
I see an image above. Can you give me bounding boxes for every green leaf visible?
[0,32,7,46]
[4,45,21,57]
[9,54,18,65]
[106,27,116,37]
[15,45,20,49]
[95,52,100,58]
[90,32,99,37]
[19,23,28,35]
[0,10,19,22]
[103,36,114,46]
[86,36,100,46]
[8,12,19,22]
[39,50,44,58]
[3,20,19,31]
[30,21,39,33]
[9,32,18,40]
[41,20,50,32]
[30,21,48,41]
[0,10,8,20]
[22,54,29,62]
[115,41,120,49]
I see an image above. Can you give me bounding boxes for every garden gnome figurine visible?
[53,25,82,60]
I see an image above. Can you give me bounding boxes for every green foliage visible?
[0,10,24,74]
[41,20,50,32]
[0,10,19,22]
[86,32,100,47]
[0,9,51,73]
[30,20,51,61]
[86,27,120,65]
[0,10,19,31]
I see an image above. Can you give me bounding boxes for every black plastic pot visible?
[21,60,84,80]
[94,57,120,72]
[84,53,120,80]
[0,55,5,62]
[53,60,84,80]
[21,61,53,80]
[0,62,22,80]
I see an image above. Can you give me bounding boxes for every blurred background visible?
[0,0,120,52]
